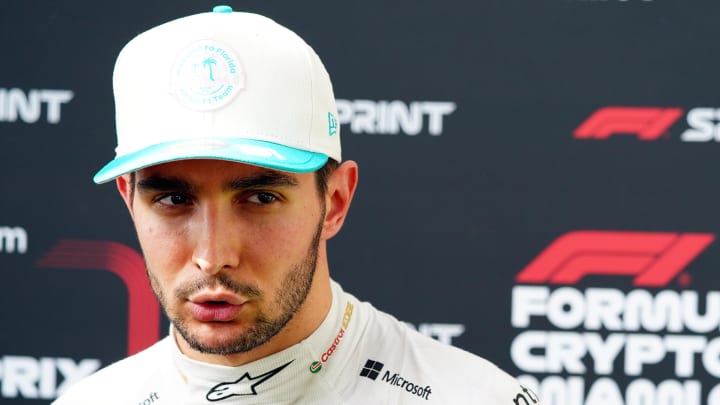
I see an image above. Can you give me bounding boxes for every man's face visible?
[123,159,326,356]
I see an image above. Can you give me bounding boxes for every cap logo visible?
[328,112,338,136]
[170,40,244,111]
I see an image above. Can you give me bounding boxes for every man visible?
[54,6,539,404]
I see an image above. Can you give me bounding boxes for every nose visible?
[191,202,240,275]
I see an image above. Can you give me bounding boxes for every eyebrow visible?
[137,176,195,193]
[225,171,299,191]
[136,171,299,194]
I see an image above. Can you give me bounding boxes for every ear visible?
[116,174,135,217]
[321,160,359,240]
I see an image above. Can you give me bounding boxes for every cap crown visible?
[94,9,340,183]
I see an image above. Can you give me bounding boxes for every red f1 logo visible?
[574,107,684,140]
[37,240,160,355]
[515,231,714,287]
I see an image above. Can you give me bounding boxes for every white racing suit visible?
[53,281,539,404]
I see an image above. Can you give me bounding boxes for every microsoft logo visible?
[359,358,433,400]
[359,359,384,381]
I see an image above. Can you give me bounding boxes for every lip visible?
[187,291,246,322]
[189,291,245,306]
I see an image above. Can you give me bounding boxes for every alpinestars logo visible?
[514,385,540,405]
[359,359,432,400]
[205,361,292,401]
[511,230,720,405]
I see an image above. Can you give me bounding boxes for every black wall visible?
[3,1,720,403]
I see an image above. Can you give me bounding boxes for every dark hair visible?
[314,158,339,196]
[129,171,136,205]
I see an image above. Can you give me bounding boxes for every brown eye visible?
[158,194,191,206]
[248,192,277,205]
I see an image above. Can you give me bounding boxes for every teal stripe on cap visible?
[212,5,233,13]
[93,138,328,184]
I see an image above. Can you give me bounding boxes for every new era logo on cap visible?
[360,359,384,381]
[328,112,338,136]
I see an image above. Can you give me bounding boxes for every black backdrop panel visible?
[3,1,720,403]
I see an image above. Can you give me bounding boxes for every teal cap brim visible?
[93,138,328,184]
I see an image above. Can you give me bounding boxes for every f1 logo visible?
[37,240,160,355]
[515,231,714,287]
[574,107,683,140]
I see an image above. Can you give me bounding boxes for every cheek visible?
[246,208,320,263]
[134,215,189,273]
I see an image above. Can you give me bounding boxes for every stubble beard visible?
[147,215,324,355]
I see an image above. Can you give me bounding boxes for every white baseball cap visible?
[93,5,341,184]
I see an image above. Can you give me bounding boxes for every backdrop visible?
[2,1,720,404]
